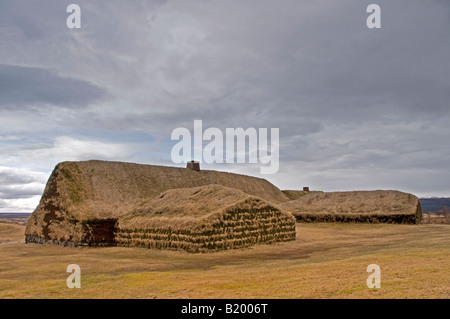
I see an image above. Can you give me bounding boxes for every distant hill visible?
[419,198,450,212]
[0,213,31,218]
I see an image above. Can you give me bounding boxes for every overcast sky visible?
[1,0,450,212]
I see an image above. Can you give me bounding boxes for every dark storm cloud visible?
[62,0,450,134]
[0,168,46,200]
[0,185,42,199]
[0,169,36,185]
[0,64,106,109]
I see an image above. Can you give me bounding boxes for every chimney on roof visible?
[187,160,200,171]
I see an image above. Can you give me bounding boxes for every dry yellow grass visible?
[423,212,450,224]
[0,222,25,244]
[2,222,449,299]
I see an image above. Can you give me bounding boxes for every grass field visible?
[423,212,450,224]
[0,221,449,299]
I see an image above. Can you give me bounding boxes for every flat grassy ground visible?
[0,221,448,299]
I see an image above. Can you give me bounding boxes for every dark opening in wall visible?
[81,218,117,246]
